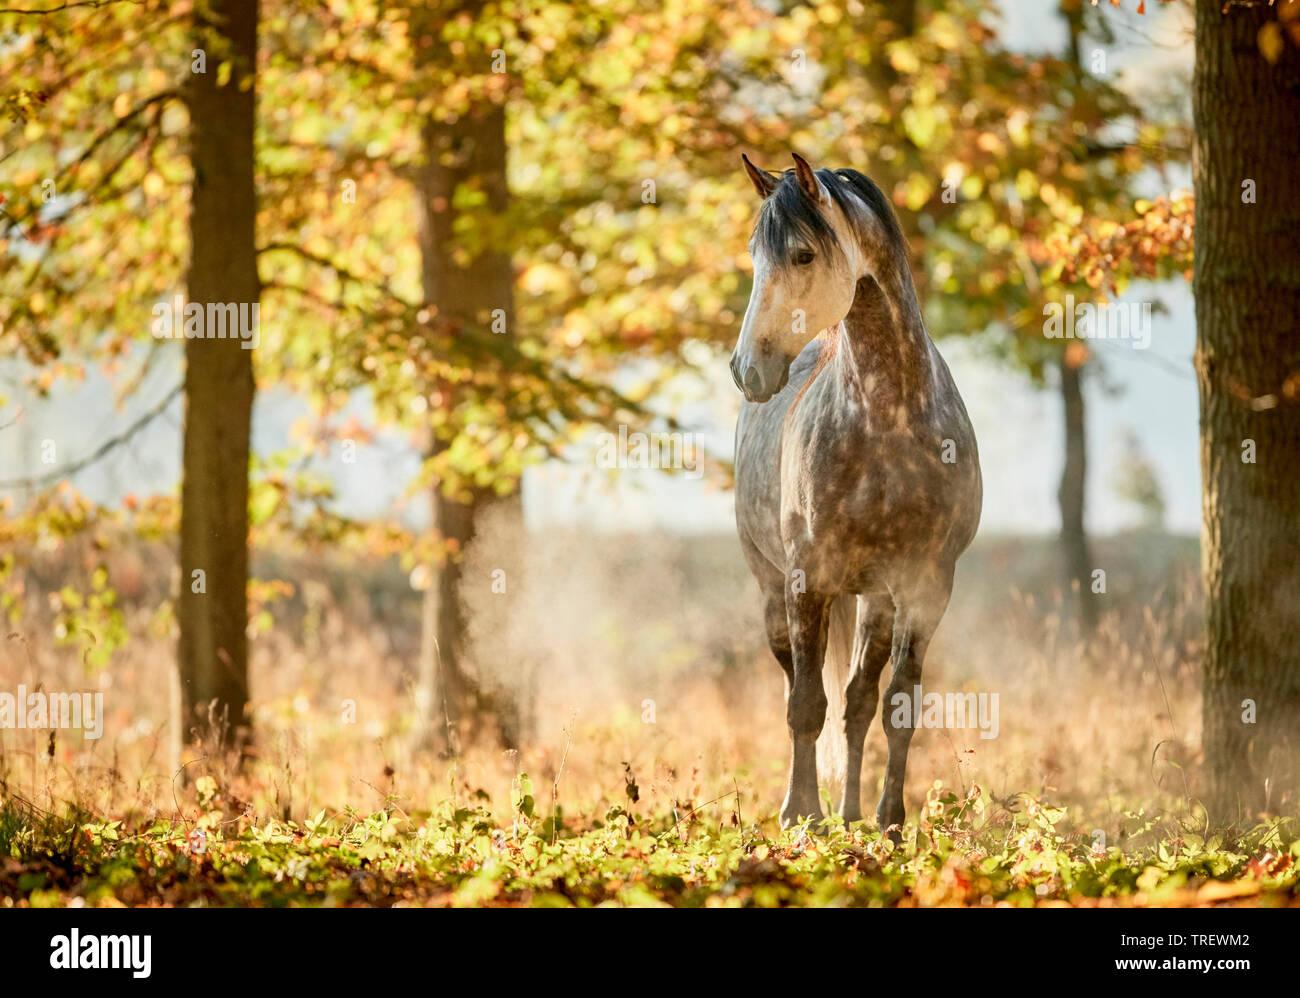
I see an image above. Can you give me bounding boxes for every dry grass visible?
[1,529,1212,853]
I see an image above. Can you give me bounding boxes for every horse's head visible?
[730,153,900,403]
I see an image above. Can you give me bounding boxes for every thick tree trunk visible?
[1194,1,1300,820]
[412,7,520,748]
[1058,354,1096,632]
[178,0,258,749]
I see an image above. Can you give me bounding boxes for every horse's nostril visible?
[743,365,764,398]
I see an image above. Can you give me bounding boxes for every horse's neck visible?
[835,269,935,414]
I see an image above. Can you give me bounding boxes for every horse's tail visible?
[816,594,856,811]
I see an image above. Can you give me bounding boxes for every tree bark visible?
[1194,0,1300,821]
[412,5,520,748]
[178,0,258,749]
[1057,0,1096,635]
[1058,353,1096,632]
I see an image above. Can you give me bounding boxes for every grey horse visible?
[730,153,982,836]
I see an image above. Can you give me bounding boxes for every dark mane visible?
[754,166,906,261]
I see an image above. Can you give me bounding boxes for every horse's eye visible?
[794,250,815,266]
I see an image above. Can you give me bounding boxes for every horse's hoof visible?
[780,807,826,831]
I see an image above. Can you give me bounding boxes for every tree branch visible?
[0,383,181,490]
[259,241,417,308]
[0,0,142,14]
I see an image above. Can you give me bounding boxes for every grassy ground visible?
[3,529,1297,907]
[3,781,1297,907]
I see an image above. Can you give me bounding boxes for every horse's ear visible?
[741,153,779,198]
[791,153,825,204]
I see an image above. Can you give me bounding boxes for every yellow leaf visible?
[1015,169,1039,200]
[888,41,920,75]
[1259,21,1284,65]
[903,172,933,211]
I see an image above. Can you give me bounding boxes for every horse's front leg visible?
[876,588,948,841]
[841,596,894,822]
[780,587,830,829]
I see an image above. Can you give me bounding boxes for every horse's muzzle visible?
[731,353,789,403]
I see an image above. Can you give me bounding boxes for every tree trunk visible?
[1194,0,1300,821]
[1056,0,1096,635]
[412,7,520,748]
[178,0,258,749]
[879,0,916,36]
[1058,353,1096,632]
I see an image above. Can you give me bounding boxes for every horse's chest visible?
[780,431,964,559]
